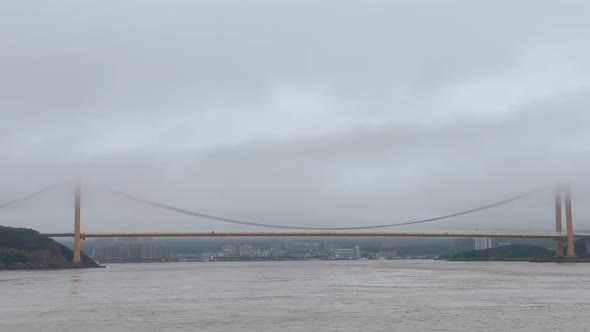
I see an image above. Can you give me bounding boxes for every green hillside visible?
[568,238,590,255]
[449,244,554,261]
[0,226,100,269]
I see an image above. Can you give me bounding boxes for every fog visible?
[1,1,589,232]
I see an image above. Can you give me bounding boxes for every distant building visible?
[376,250,399,260]
[284,241,320,252]
[333,246,361,260]
[238,245,253,256]
[475,237,493,250]
[93,238,170,262]
[222,245,237,256]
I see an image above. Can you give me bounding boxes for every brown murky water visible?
[2,260,590,331]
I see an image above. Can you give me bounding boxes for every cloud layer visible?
[1,1,589,232]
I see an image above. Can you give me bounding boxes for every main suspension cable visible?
[0,182,65,209]
[105,186,547,230]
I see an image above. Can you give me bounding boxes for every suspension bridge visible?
[0,181,585,263]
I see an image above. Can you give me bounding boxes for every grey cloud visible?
[1,0,589,233]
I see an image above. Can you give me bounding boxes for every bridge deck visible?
[42,231,575,239]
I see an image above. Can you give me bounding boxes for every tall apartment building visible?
[93,238,170,262]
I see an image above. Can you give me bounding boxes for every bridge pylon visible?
[73,182,82,263]
[565,188,575,257]
[555,191,564,256]
[555,185,575,257]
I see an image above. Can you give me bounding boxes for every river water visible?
[1,260,590,331]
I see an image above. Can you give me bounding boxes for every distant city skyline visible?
[72,236,557,262]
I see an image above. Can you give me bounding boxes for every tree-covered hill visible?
[0,225,100,270]
[449,244,554,261]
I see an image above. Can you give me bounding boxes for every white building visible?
[333,246,361,260]
[222,245,237,256]
[474,237,493,250]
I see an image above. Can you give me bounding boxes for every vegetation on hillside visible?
[449,244,554,261]
[567,238,590,255]
[0,226,59,251]
[0,226,99,269]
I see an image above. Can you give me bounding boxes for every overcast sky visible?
[1,1,589,233]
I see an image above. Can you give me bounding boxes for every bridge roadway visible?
[42,231,583,240]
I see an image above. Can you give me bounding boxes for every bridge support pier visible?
[73,182,82,264]
[565,188,575,257]
[555,191,564,257]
